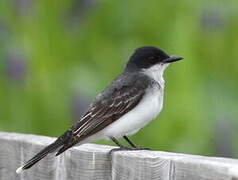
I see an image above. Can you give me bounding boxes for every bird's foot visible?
[109,147,150,154]
[133,147,150,150]
[109,147,133,154]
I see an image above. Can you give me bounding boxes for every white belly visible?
[100,86,164,138]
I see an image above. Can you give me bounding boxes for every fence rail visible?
[0,131,237,180]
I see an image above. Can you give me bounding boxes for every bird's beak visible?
[163,56,183,63]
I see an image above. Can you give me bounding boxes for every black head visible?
[126,46,183,71]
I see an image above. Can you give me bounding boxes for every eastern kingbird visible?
[16,46,183,174]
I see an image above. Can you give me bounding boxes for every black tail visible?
[16,130,73,174]
[16,139,64,173]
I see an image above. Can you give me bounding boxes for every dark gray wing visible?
[56,72,150,155]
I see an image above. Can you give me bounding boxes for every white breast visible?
[100,86,163,138]
[100,64,168,138]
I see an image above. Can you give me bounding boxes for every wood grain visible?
[112,150,238,180]
[0,132,237,180]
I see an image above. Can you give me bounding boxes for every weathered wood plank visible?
[0,131,237,180]
[112,150,238,180]
[0,132,112,180]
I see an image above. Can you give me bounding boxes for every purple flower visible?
[6,53,27,83]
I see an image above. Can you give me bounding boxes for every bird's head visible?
[126,46,183,72]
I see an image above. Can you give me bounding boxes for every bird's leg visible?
[109,136,133,154]
[123,136,137,148]
[123,136,150,150]
[109,136,150,154]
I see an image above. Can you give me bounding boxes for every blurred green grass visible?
[0,0,237,157]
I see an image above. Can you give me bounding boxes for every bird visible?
[16,46,183,174]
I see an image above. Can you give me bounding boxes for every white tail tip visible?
[16,166,24,174]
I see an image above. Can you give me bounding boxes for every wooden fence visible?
[0,131,237,180]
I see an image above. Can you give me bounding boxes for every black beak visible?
[163,56,183,63]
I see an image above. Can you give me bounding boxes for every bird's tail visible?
[16,131,73,174]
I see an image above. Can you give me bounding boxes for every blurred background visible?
[0,0,237,158]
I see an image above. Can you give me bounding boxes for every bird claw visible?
[109,147,132,154]
[134,147,150,150]
[109,147,150,154]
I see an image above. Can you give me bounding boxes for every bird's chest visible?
[103,85,164,138]
[139,85,164,123]
[125,85,164,135]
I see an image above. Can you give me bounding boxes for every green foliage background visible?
[0,0,237,157]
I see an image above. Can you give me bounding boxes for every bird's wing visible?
[56,75,149,155]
